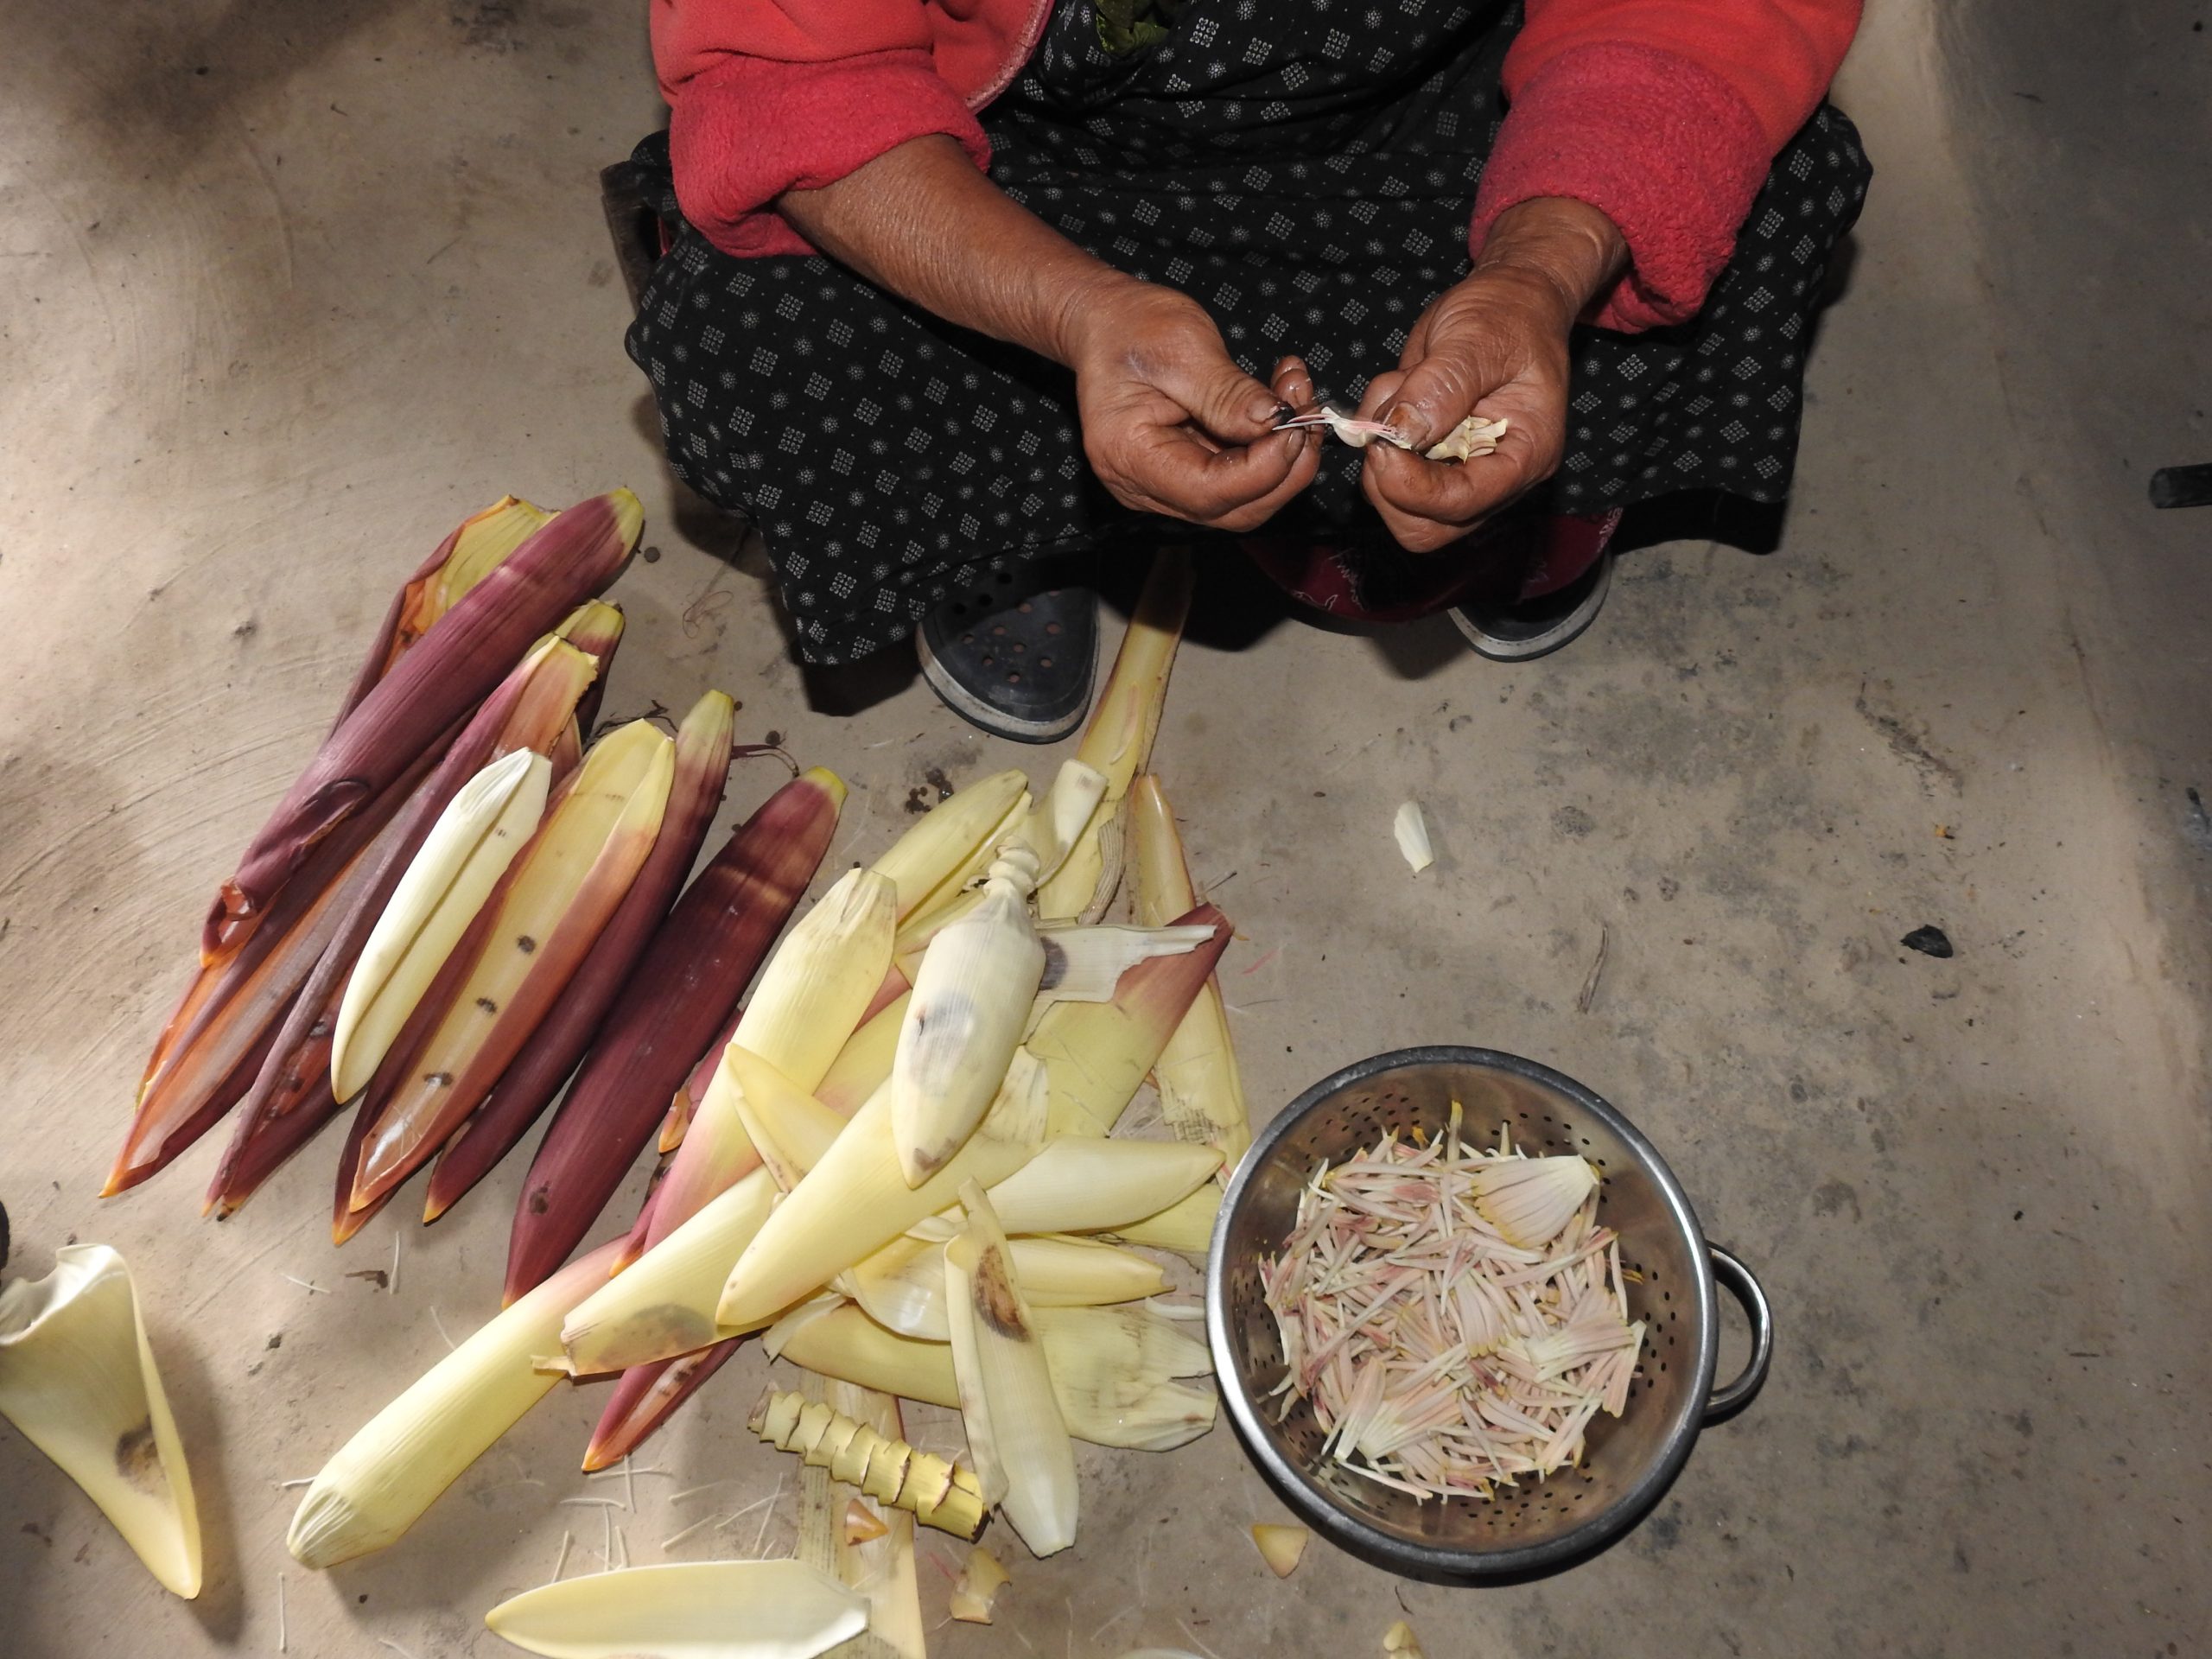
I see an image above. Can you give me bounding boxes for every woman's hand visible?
[780,137,1317,532]
[1064,279,1320,531]
[1357,197,1628,553]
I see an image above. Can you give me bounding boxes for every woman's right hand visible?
[781,137,1317,530]
[1062,278,1320,532]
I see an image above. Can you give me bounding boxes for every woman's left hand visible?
[1357,197,1628,553]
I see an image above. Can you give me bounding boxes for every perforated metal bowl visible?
[1206,1046,1771,1582]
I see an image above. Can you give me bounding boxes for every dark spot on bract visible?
[475,995,499,1014]
[114,1421,163,1492]
[517,934,537,953]
[528,1190,550,1214]
[424,1071,454,1087]
[971,1245,1029,1339]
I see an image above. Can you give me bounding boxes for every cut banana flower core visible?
[0,1245,201,1597]
[891,842,1047,1188]
[749,1389,986,1538]
[332,746,552,1100]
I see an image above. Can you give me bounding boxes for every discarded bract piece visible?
[948,1545,1009,1624]
[944,1181,1078,1555]
[482,1560,868,1659]
[427,690,747,1224]
[1126,775,1250,1172]
[344,718,677,1213]
[639,865,897,1261]
[1028,922,1214,1008]
[815,991,907,1117]
[332,746,552,1100]
[288,1240,623,1568]
[207,488,641,960]
[748,1389,986,1539]
[202,635,607,1217]
[844,1498,888,1544]
[1114,1181,1224,1256]
[581,1341,741,1472]
[869,767,1031,921]
[849,1232,1166,1343]
[1027,903,1233,1137]
[1021,759,1111,887]
[982,1138,1222,1236]
[505,764,842,1297]
[0,1245,201,1597]
[1250,1522,1310,1577]
[556,1169,779,1376]
[1393,801,1433,874]
[716,1051,1047,1331]
[768,1300,1218,1452]
[892,842,1047,1185]
[1036,547,1190,922]
[338,495,556,722]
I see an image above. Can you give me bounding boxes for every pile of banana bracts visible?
[0,489,1247,1659]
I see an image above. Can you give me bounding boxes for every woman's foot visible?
[1449,545,1615,661]
[918,579,1100,742]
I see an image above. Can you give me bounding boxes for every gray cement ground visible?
[3,3,2205,1655]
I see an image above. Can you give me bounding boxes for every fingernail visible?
[1382,404,1429,448]
[1271,400,1295,423]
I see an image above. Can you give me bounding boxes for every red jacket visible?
[652,0,1859,333]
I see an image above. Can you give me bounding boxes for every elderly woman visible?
[623,0,1867,740]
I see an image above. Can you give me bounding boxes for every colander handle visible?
[1703,1245,1773,1421]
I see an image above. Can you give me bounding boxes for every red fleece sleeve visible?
[652,0,990,260]
[1472,0,1860,332]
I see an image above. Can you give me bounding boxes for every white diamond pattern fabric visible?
[625,0,1868,664]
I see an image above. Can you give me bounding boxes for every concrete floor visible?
[3,2,2206,1655]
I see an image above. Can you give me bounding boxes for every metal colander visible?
[1205,1046,1771,1582]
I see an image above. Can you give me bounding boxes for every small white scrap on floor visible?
[1394,801,1434,874]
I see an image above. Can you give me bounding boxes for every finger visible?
[1211,425,1325,532]
[1365,427,1540,523]
[1136,423,1308,523]
[1269,354,1317,411]
[1354,368,1409,424]
[1370,339,1503,453]
[1359,431,1545,551]
[1158,353,1285,446]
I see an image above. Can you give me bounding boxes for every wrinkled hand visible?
[1065,280,1320,532]
[1357,197,1627,553]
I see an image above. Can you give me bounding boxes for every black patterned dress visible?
[626,0,1870,664]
